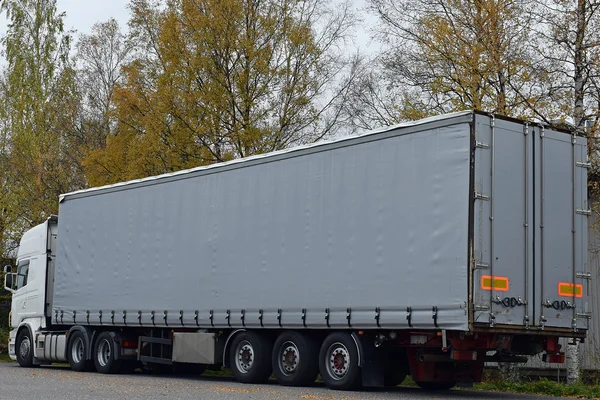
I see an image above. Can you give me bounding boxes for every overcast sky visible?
[0,0,379,56]
[57,0,130,34]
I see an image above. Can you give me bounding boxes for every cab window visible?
[16,261,30,290]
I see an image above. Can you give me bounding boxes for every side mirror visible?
[3,265,14,293]
[4,273,13,292]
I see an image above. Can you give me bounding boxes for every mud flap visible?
[353,333,385,388]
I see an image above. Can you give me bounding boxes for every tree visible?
[76,18,135,151]
[83,0,359,186]
[0,74,16,258]
[0,0,84,248]
[535,0,600,383]
[351,0,541,130]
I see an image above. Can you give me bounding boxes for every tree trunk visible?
[498,362,520,383]
[568,0,586,384]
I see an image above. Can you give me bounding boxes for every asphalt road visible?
[0,362,570,400]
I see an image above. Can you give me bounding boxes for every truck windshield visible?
[16,261,29,290]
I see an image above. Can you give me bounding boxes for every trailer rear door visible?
[472,115,534,328]
[472,114,589,331]
[534,127,590,330]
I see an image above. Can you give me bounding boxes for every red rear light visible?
[543,352,565,363]
[121,340,138,349]
[451,350,477,361]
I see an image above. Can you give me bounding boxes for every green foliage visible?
[0,0,85,256]
[0,326,7,346]
[84,0,358,186]
[475,377,600,398]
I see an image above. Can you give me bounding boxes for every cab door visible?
[11,260,30,326]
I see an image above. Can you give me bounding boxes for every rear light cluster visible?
[543,353,565,364]
[121,340,138,349]
[451,350,477,361]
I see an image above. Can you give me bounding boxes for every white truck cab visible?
[4,216,57,362]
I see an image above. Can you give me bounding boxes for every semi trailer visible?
[3,111,590,390]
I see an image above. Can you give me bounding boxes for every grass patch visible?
[0,353,12,363]
[473,378,600,398]
[203,368,233,377]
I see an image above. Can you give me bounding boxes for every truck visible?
[3,110,590,391]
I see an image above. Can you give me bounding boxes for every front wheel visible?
[93,332,122,374]
[318,332,361,390]
[16,329,34,367]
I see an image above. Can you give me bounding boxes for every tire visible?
[318,332,361,390]
[229,331,273,384]
[67,331,95,372]
[415,381,456,391]
[16,328,34,367]
[383,349,408,387]
[93,331,122,374]
[272,331,319,386]
[384,368,407,387]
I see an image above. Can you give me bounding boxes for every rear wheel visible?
[318,332,361,390]
[229,331,273,384]
[383,349,408,387]
[16,329,34,367]
[93,332,122,374]
[415,381,456,391]
[272,331,319,386]
[68,331,95,372]
[384,368,407,387]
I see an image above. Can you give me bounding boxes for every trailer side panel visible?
[53,120,472,330]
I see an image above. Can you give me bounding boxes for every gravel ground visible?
[0,362,569,400]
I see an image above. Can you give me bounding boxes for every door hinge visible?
[576,161,591,169]
[474,192,490,201]
[576,312,592,319]
[474,262,489,270]
[576,272,592,280]
[576,209,592,216]
[475,305,490,312]
[476,141,490,149]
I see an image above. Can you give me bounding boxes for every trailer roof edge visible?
[61,110,477,201]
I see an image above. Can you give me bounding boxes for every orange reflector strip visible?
[481,276,509,291]
[558,282,583,298]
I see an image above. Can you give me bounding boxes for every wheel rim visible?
[326,342,350,380]
[97,339,111,367]
[19,336,30,359]
[235,340,254,374]
[279,341,300,376]
[71,337,84,364]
